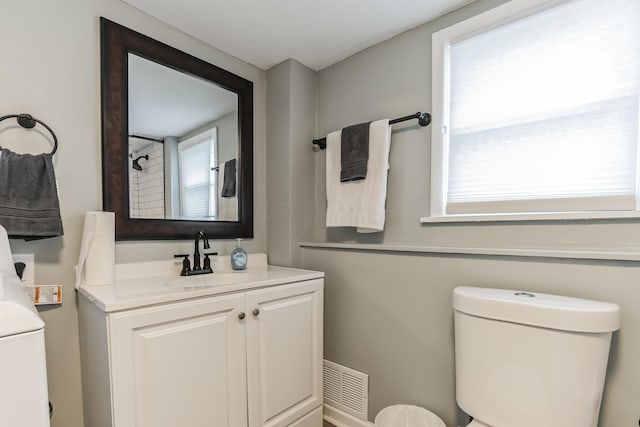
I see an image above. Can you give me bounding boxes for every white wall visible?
[0,2,267,426]
[129,141,164,219]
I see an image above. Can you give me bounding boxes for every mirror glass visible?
[128,54,238,221]
[101,18,253,240]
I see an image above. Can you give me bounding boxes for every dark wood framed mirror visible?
[100,17,253,240]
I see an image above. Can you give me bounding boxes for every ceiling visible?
[122,0,474,71]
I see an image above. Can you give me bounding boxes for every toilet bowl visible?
[453,286,619,427]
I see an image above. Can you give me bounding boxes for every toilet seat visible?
[467,420,491,427]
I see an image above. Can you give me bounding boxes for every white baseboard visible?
[323,403,374,427]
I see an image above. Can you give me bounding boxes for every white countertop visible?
[78,255,324,312]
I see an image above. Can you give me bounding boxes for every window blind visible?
[180,138,215,219]
[445,0,640,214]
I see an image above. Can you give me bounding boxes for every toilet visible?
[453,286,620,427]
[0,225,50,426]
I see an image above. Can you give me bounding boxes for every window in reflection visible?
[178,128,218,220]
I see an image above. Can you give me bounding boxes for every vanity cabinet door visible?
[109,294,248,427]
[245,279,324,427]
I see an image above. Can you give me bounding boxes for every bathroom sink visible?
[166,271,266,288]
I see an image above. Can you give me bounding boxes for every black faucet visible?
[174,231,216,276]
[193,231,210,271]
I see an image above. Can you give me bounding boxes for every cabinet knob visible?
[252,308,260,316]
[238,312,246,320]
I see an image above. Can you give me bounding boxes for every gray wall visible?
[301,248,640,426]
[271,0,640,426]
[267,59,317,267]
[0,2,267,426]
[2,0,637,426]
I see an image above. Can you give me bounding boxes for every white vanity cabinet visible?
[78,268,323,427]
[245,281,323,427]
[109,293,248,427]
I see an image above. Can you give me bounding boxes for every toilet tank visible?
[453,286,620,427]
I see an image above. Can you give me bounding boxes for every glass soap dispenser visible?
[230,238,247,270]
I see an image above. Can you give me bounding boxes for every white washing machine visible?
[0,225,50,427]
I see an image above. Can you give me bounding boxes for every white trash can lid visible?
[375,405,446,427]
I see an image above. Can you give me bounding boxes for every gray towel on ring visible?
[0,149,63,240]
[340,121,371,182]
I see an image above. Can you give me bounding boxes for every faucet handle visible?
[203,252,218,271]
[174,254,191,276]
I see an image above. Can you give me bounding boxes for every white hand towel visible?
[356,119,391,232]
[326,129,357,228]
[326,119,391,232]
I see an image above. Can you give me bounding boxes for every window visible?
[428,0,640,220]
[179,128,218,219]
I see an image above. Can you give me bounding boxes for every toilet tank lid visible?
[453,286,620,333]
[0,301,43,337]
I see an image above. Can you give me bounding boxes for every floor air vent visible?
[323,359,369,420]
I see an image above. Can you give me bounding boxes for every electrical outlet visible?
[12,254,34,286]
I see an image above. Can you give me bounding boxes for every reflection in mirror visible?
[127,54,238,221]
[100,17,253,240]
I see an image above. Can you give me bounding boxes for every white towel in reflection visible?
[0,224,37,314]
[0,224,16,278]
[326,119,391,232]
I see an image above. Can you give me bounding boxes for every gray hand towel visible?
[340,121,371,182]
[221,158,236,198]
[0,149,63,240]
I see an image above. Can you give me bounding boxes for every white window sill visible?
[420,211,640,224]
